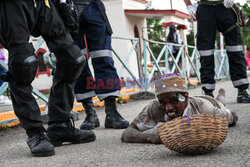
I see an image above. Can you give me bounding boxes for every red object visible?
[177,25,187,30]
[163,22,187,30]
[0,44,4,49]
[246,51,250,69]
[163,22,176,28]
[124,10,190,19]
[35,48,51,78]
[84,34,90,60]
[137,0,147,3]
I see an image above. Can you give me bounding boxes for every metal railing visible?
[141,39,230,92]
[0,36,230,126]
[142,39,200,91]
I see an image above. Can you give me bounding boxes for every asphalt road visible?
[0,78,250,167]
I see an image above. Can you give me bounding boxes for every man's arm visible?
[121,100,163,144]
[196,98,238,127]
[215,107,238,127]
[121,124,161,144]
[183,0,197,19]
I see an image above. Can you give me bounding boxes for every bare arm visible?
[121,100,163,144]
[121,125,161,144]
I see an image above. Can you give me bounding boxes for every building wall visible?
[123,15,148,79]
[163,15,187,26]
[152,0,188,13]
[104,0,147,79]
[123,0,146,9]
[29,37,53,91]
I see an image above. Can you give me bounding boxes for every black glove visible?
[54,0,79,37]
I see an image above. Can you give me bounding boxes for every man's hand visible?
[229,111,238,127]
[187,4,198,20]
[149,135,162,144]
[224,0,234,8]
[55,0,79,37]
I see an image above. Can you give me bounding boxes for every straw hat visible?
[155,73,187,95]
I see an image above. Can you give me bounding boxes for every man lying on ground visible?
[121,73,238,144]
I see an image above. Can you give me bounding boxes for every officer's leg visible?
[71,11,100,130]
[217,5,250,103]
[75,60,96,101]
[8,44,41,128]
[83,1,129,129]
[75,57,100,130]
[38,0,95,146]
[196,4,217,97]
[0,0,54,157]
[0,0,42,132]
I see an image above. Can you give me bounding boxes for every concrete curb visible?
[0,89,142,127]
[0,78,200,127]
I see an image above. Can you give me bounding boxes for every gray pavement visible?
[1,77,250,167]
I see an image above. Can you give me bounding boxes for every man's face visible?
[158,92,188,119]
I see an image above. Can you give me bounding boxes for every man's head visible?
[155,73,188,119]
[169,24,176,30]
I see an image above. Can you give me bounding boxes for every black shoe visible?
[104,96,129,129]
[47,117,96,147]
[237,89,250,103]
[80,99,100,130]
[203,88,214,98]
[26,128,55,157]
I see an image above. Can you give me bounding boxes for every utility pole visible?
[170,0,173,10]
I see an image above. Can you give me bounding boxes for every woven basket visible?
[157,114,229,155]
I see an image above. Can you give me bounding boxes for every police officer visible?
[184,0,250,103]
[72,0,129,130]
[0,0,95,157]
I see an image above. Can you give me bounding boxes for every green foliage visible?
[147,18,165,59]
[117,97,128,104]
[0,125,8,132]
[145,0,153,10]
[43,92,50,98]
[187,2,250,50]
[240,3,250,48]
[186,20,195,56]
[145,1,250,59]
[145,1,165,59]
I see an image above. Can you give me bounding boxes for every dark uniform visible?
[0,0,95,157]
[73,0,118,101]
[196,0,250,103]
[72,0,129,129]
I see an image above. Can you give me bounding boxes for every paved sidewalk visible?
[0,77,250,167]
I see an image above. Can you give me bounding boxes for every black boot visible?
[47,117,96,147]
[26,127,55,157]
[237,89,250,103]
[80,99,100,130]
[203,88,214,98]
[104,96,129,129]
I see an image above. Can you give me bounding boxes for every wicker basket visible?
[157,114,229,155]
